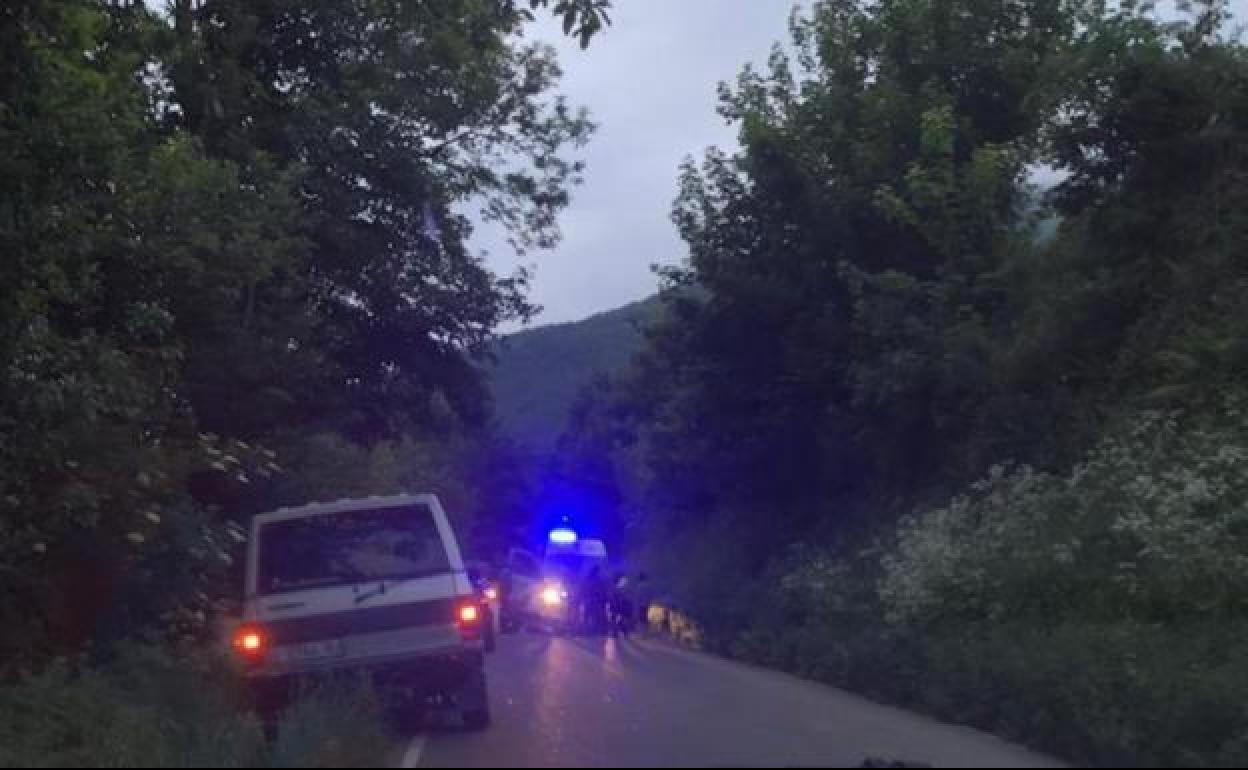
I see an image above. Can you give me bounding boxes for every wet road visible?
[399,633,1063,768]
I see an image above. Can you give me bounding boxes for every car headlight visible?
[540,585,563,606]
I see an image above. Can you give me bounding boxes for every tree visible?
[570,0,1248,665]
[0,0,610,659]
[1039,0,1248,409]
[0,1,271,655]
[164,0,596,443]
[623,0,1073,574]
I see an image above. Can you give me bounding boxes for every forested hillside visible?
[488,296,658,450]
[560,1,1248,765]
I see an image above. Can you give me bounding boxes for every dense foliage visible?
[488,295,657,450]
[881,402,1248,628]
[7,0,1248,763]
[0,0,602,663]
[561,0,1248,763]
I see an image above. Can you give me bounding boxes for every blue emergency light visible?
[548,527,578,545]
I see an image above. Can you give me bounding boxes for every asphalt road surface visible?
[398,633,1063,768]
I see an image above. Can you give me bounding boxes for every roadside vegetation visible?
[729,402,1248,766]
[7,0,1248,765]
[0,0,607,760]
[560,1,1248,765]
[0,645,393,767]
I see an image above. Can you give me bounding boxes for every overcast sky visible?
[477,0,1248,329]
[475,0,796,328]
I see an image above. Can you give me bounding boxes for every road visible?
[398,633,1063,768]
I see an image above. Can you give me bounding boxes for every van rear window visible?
[257,503,450,595]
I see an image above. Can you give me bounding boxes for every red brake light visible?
[232,626,266,660]
[456,601,483,641]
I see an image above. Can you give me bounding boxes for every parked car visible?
[234,494,491,729]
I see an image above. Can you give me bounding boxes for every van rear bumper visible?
[247,647,484,711]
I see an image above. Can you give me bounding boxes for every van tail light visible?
[232,625,267,664]
[456,601,483,641]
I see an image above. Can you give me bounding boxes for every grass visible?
[0,644,397,768]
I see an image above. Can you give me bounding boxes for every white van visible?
[544,536,610,583]
[502,532,611,632]
[234,494,490,729]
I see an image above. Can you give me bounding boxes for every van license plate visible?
[287,639,343,662]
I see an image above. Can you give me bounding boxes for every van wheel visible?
[261,715,280,743]
[458,668,490,731]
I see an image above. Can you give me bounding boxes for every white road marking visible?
[400,735,427,768]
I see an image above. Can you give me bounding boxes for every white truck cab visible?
[235,494,490,729]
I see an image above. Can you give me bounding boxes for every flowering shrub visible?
[881,401,1248,626]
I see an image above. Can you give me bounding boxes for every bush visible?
[723,566,1248,766]
[881,403,1248,627]
[0,645,396,769]
[733,401,1248,767]
[915,621,1248,767]
[727,549,932,705]
[0,646,262,768]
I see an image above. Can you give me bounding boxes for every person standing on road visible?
[609,574,633,638]
[581,566,609,635]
